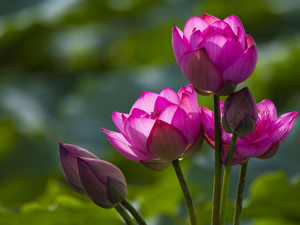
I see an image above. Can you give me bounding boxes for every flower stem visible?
[172,159,198,225]
[121,199,147,225]
[212,94,223,225]
[233,162,248,225]
[115,204,135,225]
[219,133,238,225]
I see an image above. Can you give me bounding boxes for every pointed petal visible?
[86,159,126,186]
[234,114,257,137]
[177,84,194,99]
[236,27,247,54]
[130,108,149,118]
[175,91,201,142]
[172,25,189,66]
[184,84,194,94]
[154,87,179,111]
[223,15,246,36]
[140,160,172,171]
[263,112,299,144]
[159,103,178,123]
[182,124,204,158]
[112,112,129,134]
[205,135,216,149]
[177,85,187,99]
[130,92,158,115]
[159,102,198,144]
[106,177,127,205]
[246,34,256,48]
[235,139,272,158]
[77,157,113,208]
[100,129,154,161]
[183,16,210,40]
[199,33,239,73]
[159,88,179,104]
[124,116,156,153]
[206,21,235,38]
[189,30,204,49]
[202,13,221,25]
[257,99,277,120]
[59,143,98,190]
[200,106,215,141]
[180,48,223,92]
[154,96,173,112]
[278,112,299,141]
[222,44,257,84]
[256,141,281,159]
[147,120,188,161]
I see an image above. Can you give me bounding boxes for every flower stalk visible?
[233,162,248,225]
[121,199,147,225]
[219,133,238,225]
[212,94,223,225]
[115,204,135,225]
[172,159,198,225]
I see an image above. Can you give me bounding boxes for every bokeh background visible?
[1,0,300,224]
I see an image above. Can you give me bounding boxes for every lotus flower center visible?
[150,109,161,119]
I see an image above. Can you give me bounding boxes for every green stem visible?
[121,199,147,225]
[233,162,248,225]
[219,133,238,225]
[212,94,223,225]
[115,204,135,225]
[172,159,198,225]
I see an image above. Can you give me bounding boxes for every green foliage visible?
[242,172,300,224]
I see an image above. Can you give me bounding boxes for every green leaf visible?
[242,172,300,223]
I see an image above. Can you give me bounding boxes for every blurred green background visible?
[0,0,300,224]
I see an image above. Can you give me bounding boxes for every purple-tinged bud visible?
[222,87,258,137]
[58,142,99,194]
[77,157,127,209]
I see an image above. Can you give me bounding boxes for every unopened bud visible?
[222,87,258,137]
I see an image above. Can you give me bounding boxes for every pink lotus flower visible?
[201,99,299,165]
[172,14,257,96]
[101,85,204,171]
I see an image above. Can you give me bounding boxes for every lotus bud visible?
[77,157,127,209]
[58,142,99,194]
[222,87,258,137]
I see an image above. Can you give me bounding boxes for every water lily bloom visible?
[201,99,299,165]
[59,142,99,194]
[101,85,204,171]
[222,87,258,137]
[77,157,127,209]
[172,14,257,96]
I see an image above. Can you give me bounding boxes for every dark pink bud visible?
[58,142,98,194]
[77,157,127,209]
[222,87,258,137]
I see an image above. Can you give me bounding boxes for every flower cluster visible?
[58,13,299,225]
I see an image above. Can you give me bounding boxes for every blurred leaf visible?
[241,172,300,224]
[0,196,121,225]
